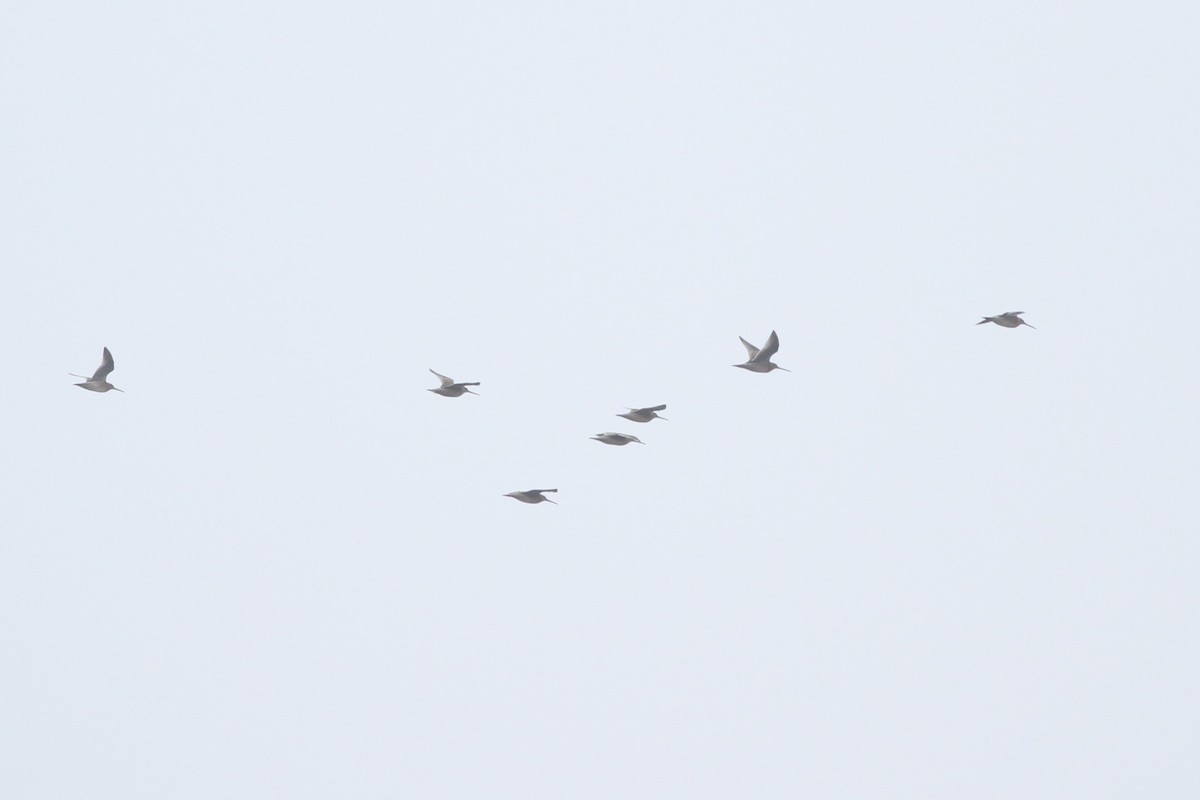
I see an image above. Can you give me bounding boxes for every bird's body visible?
[72,347,123,393]
[591,432,644,446]
[734,330,789,373]
[428,369,480,397]
[617,404,667,423]
[505,489,558,504]
[977,311,1036,329]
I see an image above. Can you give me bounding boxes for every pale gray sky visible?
[3,1,1199,797]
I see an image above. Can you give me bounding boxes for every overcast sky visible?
[3,1,1199,797]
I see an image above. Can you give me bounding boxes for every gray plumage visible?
[733,330,789,373]
[591,432,644,446]
[977,311,1035,329]
[617,404,667,423]
[428,369,480,397]
[504,489,558,504]
[72,347,123,393]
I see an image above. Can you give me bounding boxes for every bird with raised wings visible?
[733,330,789,373]
[71,347,123,393]
[428,369,480,397]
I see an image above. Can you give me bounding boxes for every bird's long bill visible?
[112,387,125,392]
[776,367,791,372]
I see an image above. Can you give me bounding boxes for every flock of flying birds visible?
[73,312,1035,505]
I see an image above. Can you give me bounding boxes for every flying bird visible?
[71,347,123,393]
[617,404,667,423]
[977,311,1036,329]
[428,369,480,397]
[504,489,558,504]
[733,330,789,373]
[591,432,644,446]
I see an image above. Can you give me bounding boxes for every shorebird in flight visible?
[977,311,1036,329]
[71,347,123,393]
[428,369,480,397]
[504,489,558,504]
[617,404,667,423]
[591,432,644,446]
[733,330,789,373]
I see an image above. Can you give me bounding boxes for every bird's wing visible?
[739,336,760,360]
[533,488,558,494]
[755,330,781,361]
[642,404,667,413]
[1004,311,1025,317]
[92,347,116,381]
[429,369,455,387]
